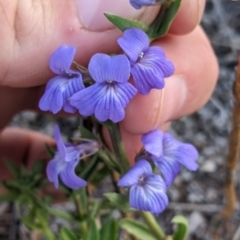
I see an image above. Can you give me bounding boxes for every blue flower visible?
[46,125,98,189]
[142,130,199,186]
[118,28,174,94]
[130,0,164,9]
[118,160,168,215]
[39,45,84,114]
[70,54,137,123]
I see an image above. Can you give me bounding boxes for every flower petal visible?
[60,160,87,189]
[46,157,66,189]
[113,82,137,108]
[64,146,82,162]
[54,125,66,159]
[49,45,76,75]
[88,54,131,83]
[39,76,67,114]
[141,129,163,157]
[163,133,199,171]
[131,63,164,95]
[129,174,168,215]
[153,155,181,187]
[144,47,175,77]
[130,0,159,9]
[63,75,85,113]
[118,28,149,63]
[118,160,152,187]
[70,83,103,117]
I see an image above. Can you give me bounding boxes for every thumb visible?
[0,0,204,88]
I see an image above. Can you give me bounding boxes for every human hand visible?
[0,0,218,181]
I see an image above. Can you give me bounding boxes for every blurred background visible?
[1,0,240,239]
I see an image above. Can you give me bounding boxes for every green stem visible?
[140,211,165,240]
[108,123,130,174]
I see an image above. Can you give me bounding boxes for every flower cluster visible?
[118,129,198,214]
[47,125,99,189]
[39,28,174,123]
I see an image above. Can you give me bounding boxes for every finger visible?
[121,26,219,134]
[1,0,204,88]
[169,0,206,35]
[0,127,55,180]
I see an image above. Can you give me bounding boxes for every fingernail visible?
[159,75,187,124]
[75,0,160,31]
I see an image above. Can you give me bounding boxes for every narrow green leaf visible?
[172,215,189,240]
[104,13,149,32]
[60,227,79,240]
[0,192,18,202]
[79,126,96,140]
[45,144,55,158]
[119,218,157,240]
[104,193,133,213]
[100,218,118,240]
[47,208,77,222]
[85,218,100,240]
[147,0,182,38]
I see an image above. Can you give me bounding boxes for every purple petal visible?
[131,63,164,94]
[64,146,82,162]
[94,87,125,123]
[70,83,103,117]
[46,157,66,189]
[60,160,87,189]
[144,47,175,77]
[54,125,66,160]
[39,76,67,114]
[141,129,163,157]
[163,133,199,171]
[129,174,168,214]
[49,45,76,75]
[153,156,181,187]
[118,28,149,63]
[63,75,85,113]
[118,160,152,187]
[113,82,137,108]
[130,0,159,9]
[88,54,131,83]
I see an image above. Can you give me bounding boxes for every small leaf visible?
[45,144,55,158]
[104,193,133,213]
[0,192,19,202]
[79,126,96,140]
[104,13,149,32]
[100,218,119,240]
[47,207,78,222]
[172,215,189,240]
[119,218,158,240]
[147,0,182,39]
[60,227,79,240]
[85,218,100,240]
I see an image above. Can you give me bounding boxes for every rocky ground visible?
[1,0,240,239]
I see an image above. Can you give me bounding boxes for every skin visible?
[0,0,218,186]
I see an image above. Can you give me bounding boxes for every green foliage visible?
[104,13,149,32]
[85,218,100,240]
[119,218,158,240]
[172,215,189,240]
[100,218,119,240]
[104,192,134,212]
[104,0,182,40]
[60,227,79,240]
[147,0,182,38]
